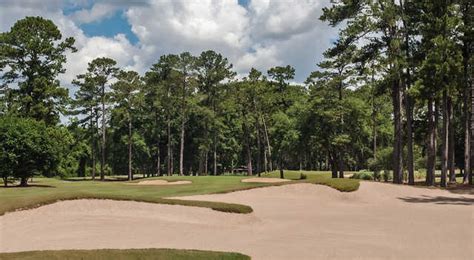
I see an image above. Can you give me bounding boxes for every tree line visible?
[0,2,472,187]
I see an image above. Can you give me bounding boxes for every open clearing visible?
[1,181,472,260]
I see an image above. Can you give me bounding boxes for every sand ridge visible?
[1,182,473,259]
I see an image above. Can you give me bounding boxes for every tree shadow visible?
[63,176,147,182]
[446,185,474,195]
[0,184,56,189]
[398,195,474,206]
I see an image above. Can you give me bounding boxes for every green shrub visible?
[350,171,374,180]
[300,173,307,180]
[382,170,393,182]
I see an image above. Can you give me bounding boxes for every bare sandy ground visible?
[1,182,473,259]
[241,177,291,183]
[132,179,192,185]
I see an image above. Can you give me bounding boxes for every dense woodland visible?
[0,0,473,187]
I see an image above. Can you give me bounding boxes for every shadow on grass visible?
[63,176,147,182]
[398,195,474,206]
[0,184,56,189]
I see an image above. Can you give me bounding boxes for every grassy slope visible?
[0,249,250,260]
[0,171,359,216]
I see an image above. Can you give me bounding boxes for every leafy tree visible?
[85,57,118,180]
[176,52,197,176]
[267,65,296,178]
[196,50,236,175]
[111,70,144,180]
[145,54,181,175]
[0,116,73,186]
[321,0,406,184]
[71,71,100,179]
[0,16,76,125]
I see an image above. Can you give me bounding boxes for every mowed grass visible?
[0,248,250,260]
[0,171,359,216]
[261,170,360,192]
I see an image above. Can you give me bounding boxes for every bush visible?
[300,173,307,180]
[350,171,374,180]
[382,170,393,182]
[0,117,73,186]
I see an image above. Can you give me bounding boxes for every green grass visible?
[0,248,250,260]
[261,170,360,192]
[0,171,359,216]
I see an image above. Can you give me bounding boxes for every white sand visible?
[132,180,191,185]
[1,182,473,259]
[241,177,291,183]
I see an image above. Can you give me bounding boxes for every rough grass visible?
[0,171,360,216]
[0,248,250,260]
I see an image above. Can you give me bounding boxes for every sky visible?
[0,0,338,91]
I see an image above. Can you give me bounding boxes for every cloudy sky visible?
[0,0,338,89]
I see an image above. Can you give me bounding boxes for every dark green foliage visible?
[350,171,374,181]
[0,117,73,186]
[0,16,76,125]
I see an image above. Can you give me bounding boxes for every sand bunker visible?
[133,180,191,185]
[1,182,473,259]
[241,177,291,183]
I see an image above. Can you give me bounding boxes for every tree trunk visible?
[255,116,262,176]
[156,144,161,176]
[441,90,448,187]
[338,150,344,178]
[3,177,7,187]
[128,118,133,181]
[279,154,284,179]
[243,118,253,176]
[20,177,28,187]
[262,115,272,171]
[427,97,436,186]
[167,119,171,176]
[247,141,253,176]
[372,86,377,161]
[179,73,186,176]
[100,84,106,181]
[448,96,456,183]
[264,149,268,173]
[179,120,185,176]
[462,32,472,184]
[405,83,415,185]
[402,0,414,185]
[198,152,204,176]
[90,114,96,181]
[330,151,338,178]
[171,146,174,175]
[205,152,208,175]
[392,78,404,184]
[213,137,217,175]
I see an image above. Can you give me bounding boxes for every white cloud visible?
[125,0,337,81]
[0,0,338,87]
[70,3,120,24]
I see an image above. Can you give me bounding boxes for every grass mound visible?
[0,171,360,216]
[262,170,360,192]
[0,248,250,260]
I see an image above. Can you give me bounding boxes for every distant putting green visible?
[0,171,359,216]
[0,248,250,260]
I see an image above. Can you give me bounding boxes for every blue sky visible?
[79,10,140,45]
